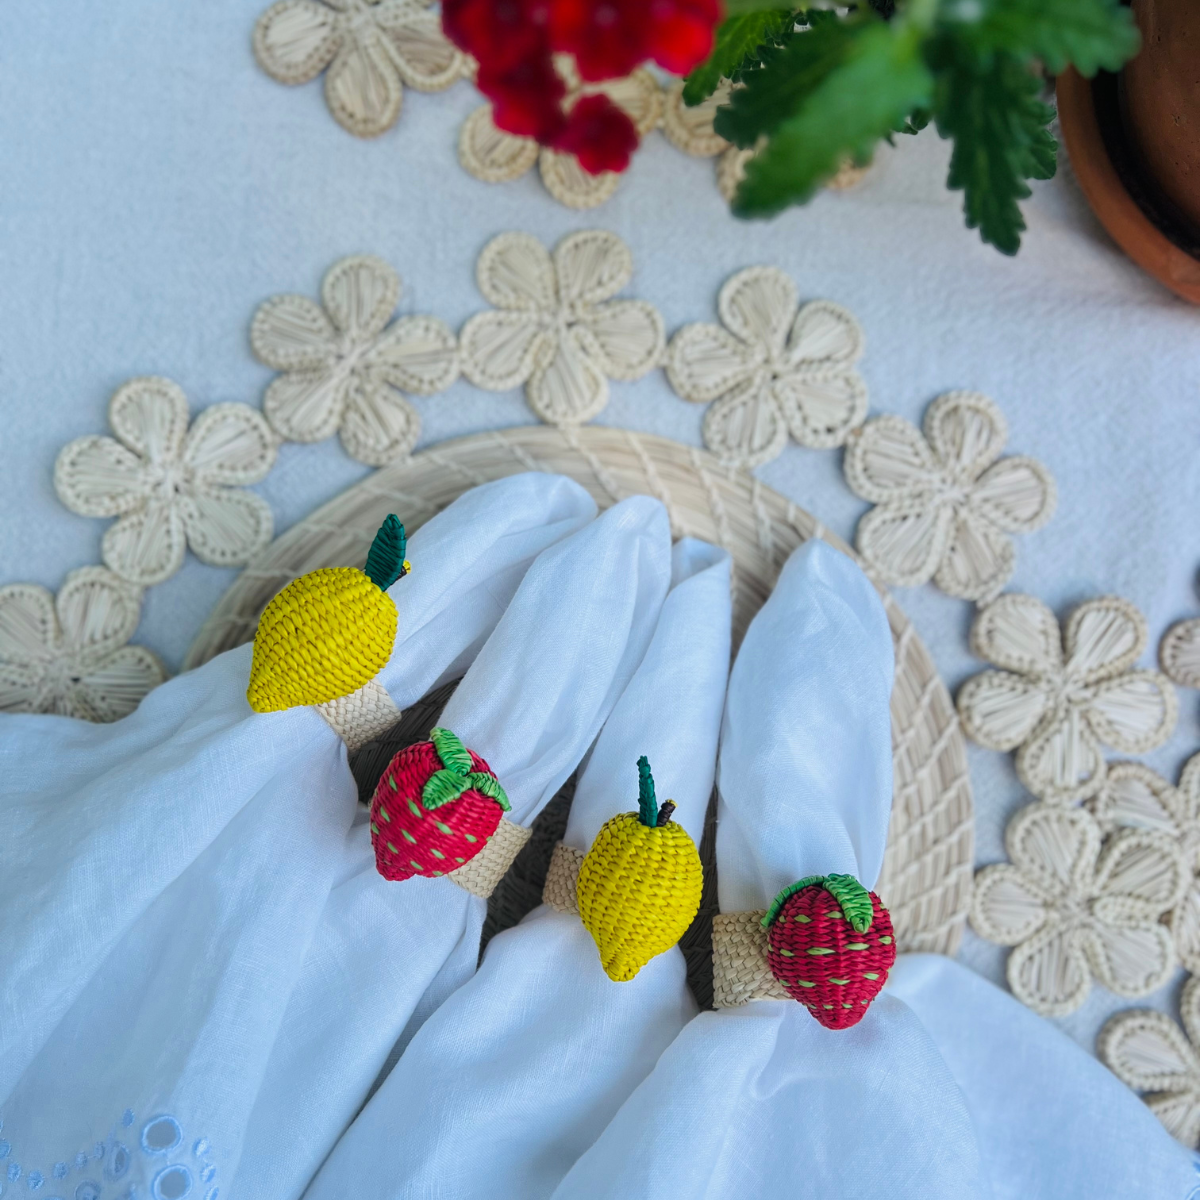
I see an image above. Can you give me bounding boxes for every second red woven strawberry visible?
[370,727,510,882]
[763,873,896,1030]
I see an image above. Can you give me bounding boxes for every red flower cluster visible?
[443,0,720,175]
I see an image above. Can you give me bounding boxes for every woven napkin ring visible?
[245,514,410,750]
[543,756,704,982]
[712,875,897,1029]
[369,726,530,899]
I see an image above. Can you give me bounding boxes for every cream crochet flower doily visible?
[845,391,1056,602]
[1089,756,1200,976]
[251,254,460,466]
[665,265,868,469]
[957,593,1177,804]
[1100,975,1200,1148]
[971,802,1187,1017]
[253,0,470,137]
[0,567,166,721]
[459,229,664,427]
[55,378,277,588]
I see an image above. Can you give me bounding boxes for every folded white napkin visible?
[551,539,989,1199]
[232,493,674,1199]
[888,953,1197,1199]
[0,472,596,1193]
[305,537,731,1200]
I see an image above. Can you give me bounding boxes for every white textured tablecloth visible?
[1,0,1198,1055]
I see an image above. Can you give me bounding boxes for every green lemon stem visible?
[637,756,658,827]
[364,514,409,591]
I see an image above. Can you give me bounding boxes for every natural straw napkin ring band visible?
[543,842,587,915]
[443,818,533,898]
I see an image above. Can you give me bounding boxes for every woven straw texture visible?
[187,425,974,958]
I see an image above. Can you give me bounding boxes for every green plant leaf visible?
[683,10,796,106]
[932,40,1057,254]
[713,10,862,148]
[951,0,1140,77]
[822,873,875,932]
[733,22,933,216]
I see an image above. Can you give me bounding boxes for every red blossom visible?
[548,0,649,82]
[443,0,550,69]
[478,52,567,141]
[646,0,720,74]
[552,93,639,174]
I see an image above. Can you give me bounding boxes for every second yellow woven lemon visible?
[576,756,703,982]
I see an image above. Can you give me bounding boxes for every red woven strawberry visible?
[762,873,896,1030]
[370,727,510,882]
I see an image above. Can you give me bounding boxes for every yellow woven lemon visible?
[246,514,409,713]
[576,756,703,982]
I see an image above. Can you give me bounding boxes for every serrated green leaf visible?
[683,10,796,106]
[949,0,1140,77]
[932,41,1057,255]
[713,11,862,148]
[733,22,933,215]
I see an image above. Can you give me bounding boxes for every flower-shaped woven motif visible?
[665,266,868,469]
[1099,975,1200,1147]
[251,255,459,466]
[844,392,1056,600]
[253,0,470,137]
[55,379,277,588]
[459,230,664,427]
[1090,756,1200,976]
[971,803,1187,1017]
[459,76,730,210]
[1161,618,1200,690]
[958,594,1177,803]
[0,567,166,721]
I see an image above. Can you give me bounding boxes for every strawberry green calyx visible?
[421,727,511,813]
[364,514,410,591]
[762,873,875,933]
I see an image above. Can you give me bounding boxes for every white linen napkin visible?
[551,539,989,1199]
[231,493,674,1199]
[888,953,1197,1200]
[0,472,597,1193]
[304,537,731,1200]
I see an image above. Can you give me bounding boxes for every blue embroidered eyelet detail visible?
[73,1184,100,1200]
[151,1165,192,1200]
[121,1111,134,1129]
[0,1145,8,1160]
[141,1117,182,1156]
[204,1188,218,1200]
[199,1165,215,1185]
[51,1168,66,1183]
[104,1143,131,1182]
[192,1140,209,1159]
[27,1171,43,1190]
[91,1146,103,1162]
[7,1165,19,1183]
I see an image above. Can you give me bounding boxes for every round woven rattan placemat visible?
[187,426,974,968]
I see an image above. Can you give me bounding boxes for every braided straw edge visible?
[186,425,974,956]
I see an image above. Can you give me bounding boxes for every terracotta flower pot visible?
[1055,0,1200,303]
[1121,0,1200,237]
